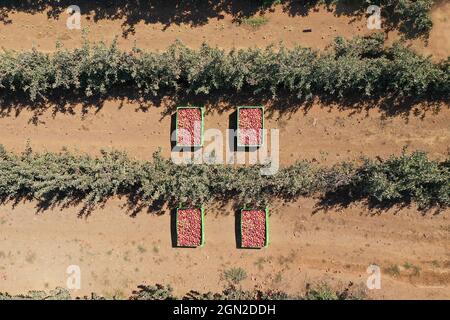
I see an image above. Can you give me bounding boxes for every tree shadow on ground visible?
[0,0,431,39]
[2,191,444,219]
[312,189,446,216]
[1,87,446,127]
[0,0,278,37]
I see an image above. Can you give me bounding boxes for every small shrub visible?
[304,284,338,300]
[384,264,401,277]
[0,287,71,300]
[241,16,269,28]
[304,282,365,300]
[130,284,176,300]
[222,267,248,284]
[404,262,421,276]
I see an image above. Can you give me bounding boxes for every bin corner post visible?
[200,206,205,247]
[264,206,269,248]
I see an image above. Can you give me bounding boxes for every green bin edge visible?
[236,106,265,148]
[175,106,205,147]
[176,206,205,247]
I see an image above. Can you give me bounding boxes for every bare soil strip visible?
[0,4,448,59]
[0,101,448,166]
[0,199,448,299]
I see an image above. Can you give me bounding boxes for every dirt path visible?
[0,199,448,299]
[0,4,448,59]
[0,5,371,51]
[0,101,448,166]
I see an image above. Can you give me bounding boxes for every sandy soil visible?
[0,101,448,166]
[0,199,448,299]
[0,3,448,60]
[0,5,373,52]
[0,3,448,300]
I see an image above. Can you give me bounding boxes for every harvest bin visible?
[240,207,269,248]
[176,106,205,147]
[175,207,205,247]
[237,106,265,147]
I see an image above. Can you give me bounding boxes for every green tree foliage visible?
[0,282,364,300]
[130,284,176,300]
[351,150,450,209]
[383,0,434,37]
[0,145,448,212]
[0,34,447,104]
[0,287,71,300]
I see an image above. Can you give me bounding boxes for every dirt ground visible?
[0,3,449,299]
[0,199,448,299]
[0,4,373,51]
[0,100,449,166]
[0,2,448,60]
